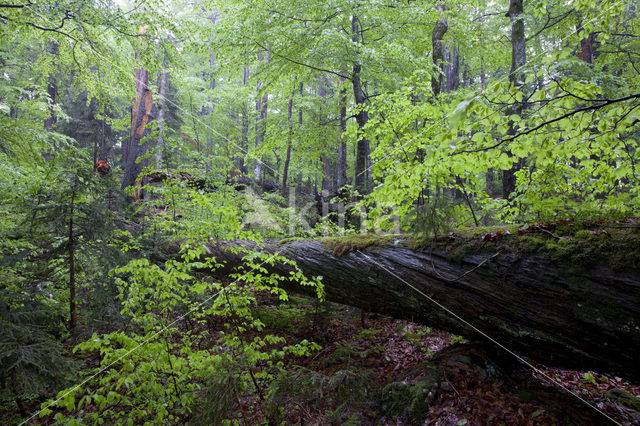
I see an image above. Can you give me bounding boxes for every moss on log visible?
[193,228,640,381]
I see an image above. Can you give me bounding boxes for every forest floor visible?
[3,290,640,425]
[235,293,640,425]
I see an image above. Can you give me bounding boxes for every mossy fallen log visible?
[188,228,640,381]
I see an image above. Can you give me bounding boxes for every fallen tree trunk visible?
[191,231,640,382]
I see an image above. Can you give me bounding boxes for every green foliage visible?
[265,367,373,423]
[1,0,640,423]
[0,287,77,414]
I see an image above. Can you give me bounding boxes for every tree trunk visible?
[281,85,295,198]
[122,27,155,193]
[206,9,219,165]
[337,75,348,190]
[195,236,640,382]
[254,51,269,182]
[68,190,76,332]
[443,43,459,93]
[156,56,168,169]
[318,75,334,197]
[99,117,107,162]
[44,42,59,132]
[431,19,448,98]
[296,83,304,196]
[351,16,371,195]
[239,66,250,174]
[122,67,154,191]
[503,0,526,199]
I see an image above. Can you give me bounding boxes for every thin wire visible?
[356,250,623,426]
[20,250,283,424]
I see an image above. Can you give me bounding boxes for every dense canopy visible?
[1,0,639,424]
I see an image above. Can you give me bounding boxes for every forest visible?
[1,0,640,424]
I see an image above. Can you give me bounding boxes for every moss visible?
[319,233,401,256]
[606,388,640,411]
[411,223,640,272]
[278,236,305,245]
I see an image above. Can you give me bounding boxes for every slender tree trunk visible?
[502,0,526,199]
[281,84,295,198]
[443,43,459,92]
[254,88,268,181]
[68,190,76,332]
[99,117,106,161]
[92,127,98,172]
[239,67,250,174]
[44,42,59,131]
[254,50,269,182]
[351,16,371,195]
[337,75,348,190]
[318,75,334,196]
[296,82,304,195]
[206,9,219,164]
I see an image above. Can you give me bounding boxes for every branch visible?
[472,11,507,22]
[526,9,573,42]
[249,37,349,80]
[612,33,640,38]
[0,2,30,7]
[452,92,640,155]
[265,6,341,24]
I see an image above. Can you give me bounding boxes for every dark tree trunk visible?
[44,42,58,132]
[296,83,304,196]
[318,75,334,196]
[254,82,267,181]
[254,51,269,182]
[443,43,459,93]
[337,75,348,190]
[281,85,295,198]
[351,16,371,195]
[576,17,599,64]
[503,0,526,199]
[196,236,640,382]
[431,19,448,97]
[238,67,250,174]
[98,118,107,162]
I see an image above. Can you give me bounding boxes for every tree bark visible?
[281,84,295,198]
[254,51,269,182]
[503,0,526,199]
[122,27,155,193]
[155,55,168,169]
[195,237,640,382]
[337,75,348,190]
[431,19,448,98]
[351,16,371,195]
[318,74,335,197]
[239,66,250,174]
[44,42,58,132]
[68,190,76,332]
[296,82,304,196]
